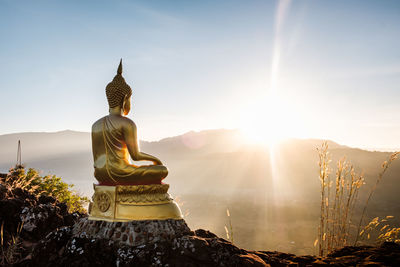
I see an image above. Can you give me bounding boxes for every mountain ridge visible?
[0,129,398,254]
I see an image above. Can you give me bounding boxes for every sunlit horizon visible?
[0,0,399,151]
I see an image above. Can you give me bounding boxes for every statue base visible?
[77,184,190,246]
[88,184,183,222]
[73,217,191,246]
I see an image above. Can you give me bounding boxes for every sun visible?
[239,95,302,146]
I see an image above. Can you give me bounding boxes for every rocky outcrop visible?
[1,174,400,266]
[26,227,400,267]
[30,226,268,267]
[0,172,83,266]
[72,218,191,246]
[252,242,400,266]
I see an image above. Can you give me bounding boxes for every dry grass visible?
[315,142,364,256]
[174,196,190,218]
[225,208,234,243]
[315,143,399,256]
[1,222,23,265]
[5,168,40,195]
[359,216,400,244]
[354,152,400,245]
[378,226,400,244]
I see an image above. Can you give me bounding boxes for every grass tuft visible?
[316,143,399,256]
[225,208,234,243]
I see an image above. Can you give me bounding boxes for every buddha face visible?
[122,94,131,116]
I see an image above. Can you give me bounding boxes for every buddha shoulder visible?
[115,116,136,129]
[91,116,136,132]
[91,117,105,133]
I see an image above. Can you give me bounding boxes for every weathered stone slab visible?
[72,217,191,246]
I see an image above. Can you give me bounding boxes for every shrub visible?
[5,167,88,213]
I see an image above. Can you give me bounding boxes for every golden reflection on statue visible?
[89,60,182,221]
[92,60,168,186]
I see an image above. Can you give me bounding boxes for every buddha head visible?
[106,59,132,115]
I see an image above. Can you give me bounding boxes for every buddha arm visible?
[123,120,163,165]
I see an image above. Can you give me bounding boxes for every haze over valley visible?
[0,129,398,254]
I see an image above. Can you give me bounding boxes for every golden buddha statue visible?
[91,59,168,186]
[89,60,182,222]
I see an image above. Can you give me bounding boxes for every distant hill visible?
[0,129,399,253]
[0,129,398,200]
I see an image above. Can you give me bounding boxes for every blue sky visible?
[0,0,399,150]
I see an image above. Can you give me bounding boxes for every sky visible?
[0,0,399,150]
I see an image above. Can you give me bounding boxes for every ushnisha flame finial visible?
[117,58,123,75]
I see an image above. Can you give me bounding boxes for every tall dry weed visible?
[359,215,400,244]
[354,152,400,245]
[225,208,234,243]
[316,143,399,256]
[316,142,364,256]
[1,222,23,265]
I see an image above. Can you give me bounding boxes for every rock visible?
[1,172,400,266]
[31,226,271,267]
[194,229,218,238]
[0,183,7,199]
[0,174,83,266]
[20,203,80,241]
[325,242,400,266]
[38,195,56,204]
[72,217,191,246]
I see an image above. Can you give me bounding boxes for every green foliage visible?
[6,167,88,213]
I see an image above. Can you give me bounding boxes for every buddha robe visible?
[92,116,167,185]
